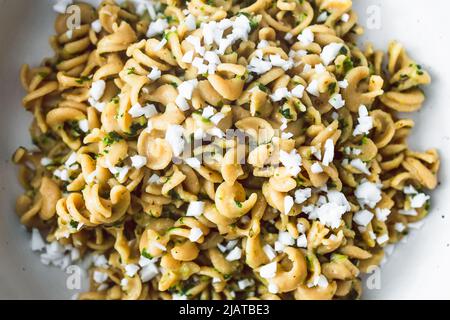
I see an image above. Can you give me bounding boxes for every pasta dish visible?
[13,0,440,300]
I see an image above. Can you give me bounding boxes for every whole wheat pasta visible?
[13,0,439,300]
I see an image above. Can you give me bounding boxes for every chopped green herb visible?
[257,83,269,92]
[111,96,120,104]
[235,200,243,208]
[279,108,293,119]
[127,67,137,75]
[75,75,92,85]
[69,220,79,229]
[142,248,153,260]
[103,131,123,147]
[328,82,337,94]
[38,72,49,79]
[343,57,354,73]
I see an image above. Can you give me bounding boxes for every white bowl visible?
[1,0,449,299]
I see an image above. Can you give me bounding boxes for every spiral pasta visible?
[14,0,439,300]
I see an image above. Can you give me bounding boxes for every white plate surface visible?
[0,0,449,299]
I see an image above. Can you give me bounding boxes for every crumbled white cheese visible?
[91,19,102,33]
[350,158,371,175]
[65,152,78,168]
[182,50,195,64]
[54,168,70,182]
[93,271,108,284]
[311,162,324,174]
[270,87,290,102]
[178,79,198,100]
[268,283,279,294]
[248,56,273,75]
[31,229,46,251]
[394,222,406,232]
[353,209,374,227]
[410,193,430,208]
[78,119,89,133]
[128,103,157,118]
[341,13,350,22]
[399,209,418,216]
[153,242,167,251]
[269,54,294,71]
[353,105,373,136]
[185,14,197,31]
[279,149,302,176]
[294,188,312,204]
[90,80,106,102]
[210,112,225,125]
[185,157,201,169]
[165,125,185,157]
[140,262,159,282]
[317,11,329,23]
[403,185,418,195]
[148,174,161,185]
[376,234,389,245]
[355,180,382,208]
[93,254,109,268]
[296,234,308,248]
[375,208,391,222]
[329,93,345,109]
[189,227,203,242]
[317,275,329,288]
[147,18,169,38]
[125,264,140,277]
[238,279,254,290]
[192,57,208,74]
[225,247,242,261]
[263,244,276,261]
[175,95,190,111]
[297,222,306,233]
[148,67,161,80]
[297,28,314,46]
[322,139,334,166]
[309,191,350,229]
[279,231,295,246]
[320,43,344,66]
[259,262,277,279]
[306,79,320,97]
[291,84,305,98]
[284,195,294,215]
[130,155,147,169]
[40,157,53,166]
[338,79,349,89]
[186,201,205,217]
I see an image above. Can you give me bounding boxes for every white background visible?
[0,0,449,299]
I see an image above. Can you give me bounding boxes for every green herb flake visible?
[141,248,153,260]
[69,220,79,229]
[102,131,123,147]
